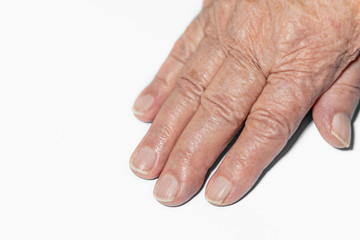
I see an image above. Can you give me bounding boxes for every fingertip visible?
[133,78,179,123]
[330,113,351,148]
[153,174,179,204]
[129,160,159,180]
[205,176,232,206]
[312,106,351,149]
[129,146,160,180]
[132,93,156,122]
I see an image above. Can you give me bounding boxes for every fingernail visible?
[331,113,351,148]
[133,94,154,116]
[130,147,156,175]
[153,174,179,203]
[205,176,232,205]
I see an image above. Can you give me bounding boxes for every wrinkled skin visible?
[130,0,360,206]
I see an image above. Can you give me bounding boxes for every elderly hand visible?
[130,0,360,206]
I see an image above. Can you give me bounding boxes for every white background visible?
[0,0,359,239]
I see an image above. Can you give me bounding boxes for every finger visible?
[152,55,266,206]
[130,37,226,179]
[132,10,208,122]
[205,74,322,206]
[313,57,360,148]
[203,0,212,9]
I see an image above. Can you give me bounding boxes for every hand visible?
[130,0,360,206]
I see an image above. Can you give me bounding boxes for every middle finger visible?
[153,55,266,205]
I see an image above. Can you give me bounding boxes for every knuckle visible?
[200,90,245,125]
[152,76,171,90]
[247,108,292,141]
[203,0,212,8]
[336,81,360,96]
[173,147,192,165]
[267,76,315,116]
[177,71,206,98]
[227,150,261,181]
[171,36,195,63]
[230,155,252,173]
[270,73,316,101]
[158,122,174,141]
[172,13,208,63]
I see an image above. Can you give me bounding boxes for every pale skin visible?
[130,0,360,206]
